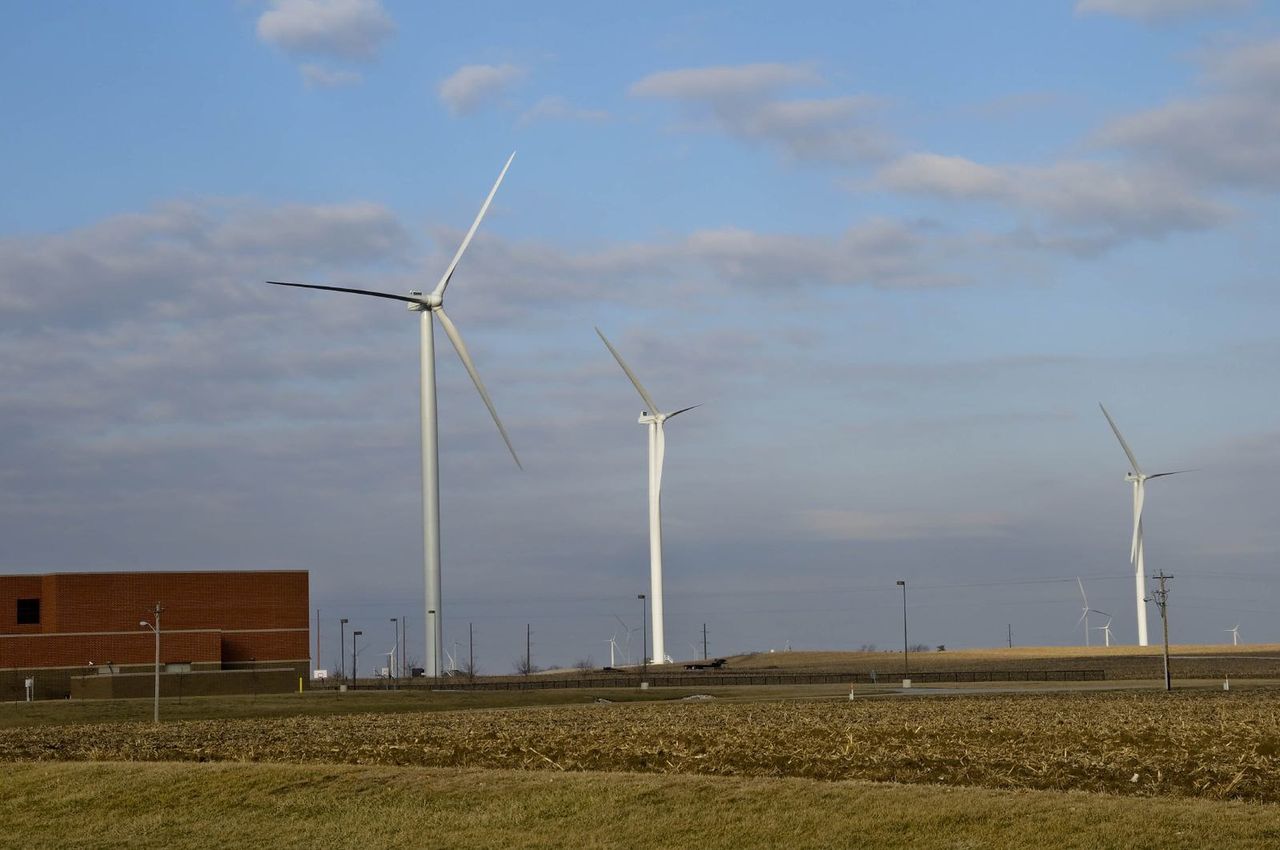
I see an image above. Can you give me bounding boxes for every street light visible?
[139,602,163,724]
[638,594,648,678]
[390,618,399,685]
[896,581,909,680]
[352,630,363,688]
[339,618,348,682]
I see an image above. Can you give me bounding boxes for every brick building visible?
[0,571,309,700]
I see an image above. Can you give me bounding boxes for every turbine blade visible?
[434,306,522,469]
[1146,470,1194,479]
[1091,609,1111,618]
[1099,403,1144,476]
[267,281,424,305]
[1075,609,1088,628]
[666,404,702,420]
[1077,577,1088,608]
[595,327,662,414]
[432,152,516,299]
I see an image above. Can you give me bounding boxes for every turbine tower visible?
[269,154,521,677]
[596,328,699,667]
[1100,403,1186,647]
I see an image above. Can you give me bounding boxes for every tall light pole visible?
[896,581,908,679]
[638,594,648,678]
[339,618,348,682]
[139,602,163,724]
[390,618,399,686]
[352,630,362,688]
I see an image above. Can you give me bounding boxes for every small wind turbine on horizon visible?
[1227,625,1241,646]
[1075,577,1111,647]
[597,328,700,667]
[1093,616,1114,647]
[268,154,522,678]
[605,632,620,667]
[1100,403,1189,647]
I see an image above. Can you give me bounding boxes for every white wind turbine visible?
[1100,403,1187,647]
[597,328,699,667]
[1226,625,1241,646]
[1074,577,1106,647]
[605,632,619,667]
[269,154,521,677]
[1093,616,1114,647]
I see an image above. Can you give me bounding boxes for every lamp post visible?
[352,630,362,688]
[638,594,648,678]
[390,618,399,686]
[896,581,909,680]
[339,618,348,682]
[139,602,163,724]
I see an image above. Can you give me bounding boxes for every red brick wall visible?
[0,576,42,634]
[0,630,222,669]
[40,571,308,633]
[0,571,309,671]
[222,630,310,663]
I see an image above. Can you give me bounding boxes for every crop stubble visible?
[2,690,1278,801]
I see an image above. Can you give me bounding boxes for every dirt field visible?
[4,687,1279,802]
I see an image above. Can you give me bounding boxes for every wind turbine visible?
[1093,616,1114,647]
[605,632,619,667]
[1076,577,1092,647]
[597,328,699,667]
[1226,625,1241,646]
[269,154,521,677]
[613,615,635,666]
[1100,403,1187,647]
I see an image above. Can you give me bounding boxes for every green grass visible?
[6,761,1280,849]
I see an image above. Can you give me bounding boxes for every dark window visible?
[16,598,40,625]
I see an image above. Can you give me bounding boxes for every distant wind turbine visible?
[1100,403,1188,647]
[269,154,521,677]
[1093,616,1114,647]
[1076,577,1092,647]
[597,328,700,667]
[1226,625,1241,646]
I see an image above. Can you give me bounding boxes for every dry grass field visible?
[8,761,1280,850]
[4,688,1279,801]
[8,649,1280,847]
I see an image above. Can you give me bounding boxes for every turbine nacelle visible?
[405,291,443,311]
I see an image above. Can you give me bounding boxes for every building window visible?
[16,598,40,625]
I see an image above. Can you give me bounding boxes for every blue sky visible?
[3,0,1279,672]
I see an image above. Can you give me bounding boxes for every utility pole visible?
[525,623,532,675]
[638,594,648,678]
[352,630,362,688]
[1151,571,1174,692]
[339,618,348,681]
[315,608,320,678]
[702,623,708,660]
[896,580,909,679]
[139,603,163,724]
[469,622,475,680]
[1007,623,1012,649]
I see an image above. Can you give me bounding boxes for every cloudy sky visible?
[3,0,1279,673]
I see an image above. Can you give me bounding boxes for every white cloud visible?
[518,96,609,126]
[630,62,887,164]
[630,63,821,99]
[1095,38,1280,189]
[300,64,362,88]
[257,0,394,61]
[438,64,526,116]
[878,153,1227,247]
[1075,0,1252,21]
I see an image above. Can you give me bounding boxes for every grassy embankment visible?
[7,761,1280,850]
